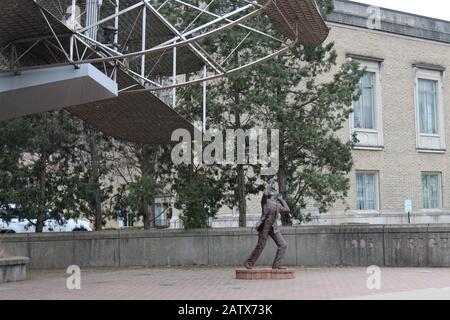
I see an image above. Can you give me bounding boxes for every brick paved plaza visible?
[1,267,450,300]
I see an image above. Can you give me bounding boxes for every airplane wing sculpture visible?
[0,0,329,144]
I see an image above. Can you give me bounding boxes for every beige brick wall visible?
[328,24,450,220]
[239,23,450,225]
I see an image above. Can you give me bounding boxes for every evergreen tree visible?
[72,125,123,231]
[172,164,225,229]
[250,1,365,224]
[0,111,82,232]
[114,144,173,229]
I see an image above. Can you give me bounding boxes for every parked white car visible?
[0,217,92,233]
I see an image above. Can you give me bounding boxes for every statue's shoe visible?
[272,266,288,270]
[244,262,254,270]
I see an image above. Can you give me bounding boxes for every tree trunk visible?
[277,134,292,226]
[278,164,291,226]
[36,160,47,233]
[89,130,103,231]
[36,114,49,233]
[237,164,246,227]
[141,152,155,230]
[143,203,155,229]
[234,84,247,227]
[275,84,292,226]
[94,193,102,231]
[142,201,149,229]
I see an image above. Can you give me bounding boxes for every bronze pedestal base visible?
[235,268,295,280]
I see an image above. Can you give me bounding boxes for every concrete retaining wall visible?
[1,225,450,269]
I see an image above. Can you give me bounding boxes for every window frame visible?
[349,59,384,150]
[154,202,170,227]
[421,172,442,210]
[414,68,446,152]
[354,71,376,130]
[417,78,439,135]
[355,171,380,212]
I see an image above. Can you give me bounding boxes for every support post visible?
[172,42,177,108]
[141,5,146,78]
[69,35,75,60]
[113,0,120,82]
[71,0,77,28]
[114,0,120,49]
[203,65,207,133]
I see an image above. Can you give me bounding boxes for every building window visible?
[354,72,375,130]
[349,57,384,149]
[422,173,441,209]
[155,202,171,227]
[356,172,378,211]
[415,68,445,152]
[418,79,438,134]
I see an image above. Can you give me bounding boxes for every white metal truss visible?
[1,0,334,136]
[2,1,295,92]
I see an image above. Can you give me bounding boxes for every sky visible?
[350,0,450,21]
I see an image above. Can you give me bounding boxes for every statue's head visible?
[269,191,279,201]
[267,177,278,201]
[268,182,278,201]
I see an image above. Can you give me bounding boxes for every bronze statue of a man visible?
[245,181,291,269]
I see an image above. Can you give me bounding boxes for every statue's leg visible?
[245,226,270,267]
[270,229,287,269]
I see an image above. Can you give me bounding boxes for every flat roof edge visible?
[327,0,450,44]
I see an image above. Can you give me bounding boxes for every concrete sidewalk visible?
[0,266,449,300]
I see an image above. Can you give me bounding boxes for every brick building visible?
[315,0,450,224]
[208,0,450,227]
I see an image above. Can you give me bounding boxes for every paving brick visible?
[1,267,450,300]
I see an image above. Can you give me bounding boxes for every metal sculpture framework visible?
[0,0,329,143]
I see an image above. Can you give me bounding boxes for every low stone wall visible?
[1,225,450,269]
[0,257,30,283]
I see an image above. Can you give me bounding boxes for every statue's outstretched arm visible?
[278,198,291,214]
